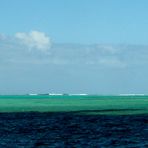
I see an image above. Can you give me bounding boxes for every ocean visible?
[0,95,147,147]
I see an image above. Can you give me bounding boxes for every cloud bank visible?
[1,31,148,94]
[0,31,148,69]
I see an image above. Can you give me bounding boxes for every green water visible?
[0,95,147,115]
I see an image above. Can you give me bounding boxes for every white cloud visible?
[15,30,52,51]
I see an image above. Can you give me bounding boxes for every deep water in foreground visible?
[0,112,147,147]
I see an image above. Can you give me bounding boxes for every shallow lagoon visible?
[0,95,147,115]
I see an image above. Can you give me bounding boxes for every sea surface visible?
[0,112,147,147]
[0,95,147,147]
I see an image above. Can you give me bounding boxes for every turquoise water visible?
[0,95,147,114]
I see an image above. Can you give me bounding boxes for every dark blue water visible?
[0,112,147,147]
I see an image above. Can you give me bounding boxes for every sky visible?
[0,0,148,94]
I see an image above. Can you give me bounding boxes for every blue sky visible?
[1,0,148,44]
[0,0,148,94]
